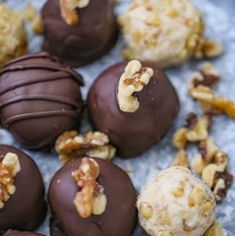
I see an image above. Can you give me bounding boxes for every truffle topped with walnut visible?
[0,145,47,233]
[88,60,179,158]
[48,157,137,236]
[137,166,215,236]
[118,0,222,67]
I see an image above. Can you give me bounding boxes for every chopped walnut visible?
[60,0,90,25]
[172,113,211,149]
[189,63,235,119]
[172,150,189,168]
[203,221,223,236]
[0,153,21,209]
[139,203,153,220]
[117,60,153,113]
[55,131,116,164]
[72,158,107,218]
[191,137,233,202]
[23,5,43,34]
[194,39,223,59]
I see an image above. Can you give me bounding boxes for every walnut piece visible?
[189,63,235,119]
[191,138,233,202]
[0,153,21,209]
[60,0,90,25]
[23,5,43,34]
[72,158,107,218]
[172,113,211,149]
[203,221,222,236]
[172,150,189,168]
[194,39,223,59]
[117,60,153,113]
[139,203,153,220]
[55,131,116,164]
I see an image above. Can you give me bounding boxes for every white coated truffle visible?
[0,4,27,68]
[118,0,204,67]
[137,167,215,236]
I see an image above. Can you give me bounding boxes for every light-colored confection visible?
[137,166,215,236]
[0,5,27,68]
[118,0,204,67]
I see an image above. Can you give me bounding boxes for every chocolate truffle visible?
[3,230,45,236]
[0,5,27,68]
[42,0,118,67]
[0,145,47,234]
[137,167,215,236]
[0,51,84,149]
[118,0,205,67]
[88,60,179,158]
[48,157,137,236]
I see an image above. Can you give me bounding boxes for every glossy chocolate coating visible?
[88,62,180,158]
[0,51,84,149]
[0,145,47,234]
[48,158,137,236]
[42,0,118,67]
[3,230,45,236]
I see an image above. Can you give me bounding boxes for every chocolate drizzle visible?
[0,51,84,149]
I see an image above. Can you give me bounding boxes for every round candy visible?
[0,5,27,68]
[137,167,216,236]
[42,0,118,67]
[0,145,47,233]
[0,51,84,149]
[48,157,137,236]
[88,60,179,158]
[3,230,45,236]
[118,0,204,67]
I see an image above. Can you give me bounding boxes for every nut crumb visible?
[203,221,223,236]
[72,158,107,218]
[55,131,116,164]
[172,150,189,168]
[60,0,90,25]
[0,153,21,209]
[117,60,153,113]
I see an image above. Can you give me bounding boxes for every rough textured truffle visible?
[48,157,137,236]
[0,51,84,149]
[0,145,47,234]
[88,61,179,158]
[118,0,204,67]
[137,167,215,236]
[3,230,45,236]
[42,0,118,67]
[0,4,27,68]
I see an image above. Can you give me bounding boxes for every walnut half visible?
[0,152,21,209]
[117,60,153,113]
[60,0,90,25]
[55,131,116,164]
[72,158,107,218]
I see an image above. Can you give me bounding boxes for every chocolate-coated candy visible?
[88,61,179,158]
[0,51,84,149]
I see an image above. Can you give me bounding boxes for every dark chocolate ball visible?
[0,51,84,149]
[88,61,180,158]
[42,0,118,67]
[3,230,45,236]
[0,145,47,233]
[48,158,137,236]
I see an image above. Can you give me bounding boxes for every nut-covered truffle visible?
[88,61,179,158]
[137,167,215,236]
[118,0,205,67]
[48,157,137,236]
[0,51,84,149]
[3,230,45,236]
[0,145,47,233]
[0,5,27,68]
[42,0,118,67]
